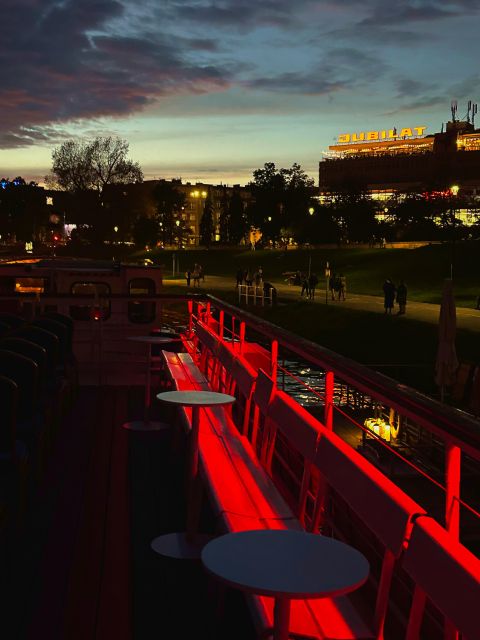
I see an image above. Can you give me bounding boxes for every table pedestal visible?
[150,391,236,560]
[122,336,175,432]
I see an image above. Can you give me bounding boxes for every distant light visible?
[451,185,460,196]
[113,225,119,233]
[309,207,314,215]
[176,220,180,226]
[267,216,272,222]
[202,191,207,197]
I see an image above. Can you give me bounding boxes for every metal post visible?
[324,370,334,431]
[271,340,278,386]
[445,443,461,539]
[239,321,245,355]
[188,300,193,336]
[325,261,330,305]
[219,310,224,340]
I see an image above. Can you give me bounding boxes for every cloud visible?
[166,0,317,30]
[244,48,388,95]
[0,0,231,148]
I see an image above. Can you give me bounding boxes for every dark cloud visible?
[395,78,435,98]
[0,0,231,147]
[324,0,479,24]
[244,48,388,96]
[166,0,317,30]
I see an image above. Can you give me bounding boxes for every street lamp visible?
[450,185,459,279]
[309,207,315,216]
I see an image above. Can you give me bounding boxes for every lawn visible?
[131,242,480,308]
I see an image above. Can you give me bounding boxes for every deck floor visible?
[4,384,256,640]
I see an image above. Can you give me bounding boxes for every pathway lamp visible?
[450,185,459,279]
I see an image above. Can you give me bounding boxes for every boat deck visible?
[3,385,256,640]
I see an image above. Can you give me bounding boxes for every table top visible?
[127,335,182,344]
[156,390,236,407]
[201,530,369,600]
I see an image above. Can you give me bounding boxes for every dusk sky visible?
[1,0,479,186]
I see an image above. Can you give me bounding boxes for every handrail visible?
[203,294,480,461]
[3,290,479,459]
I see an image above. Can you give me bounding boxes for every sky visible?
[1,0,479,186]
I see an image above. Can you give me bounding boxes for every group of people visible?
[236,267,263,288]
[383,279,407,315]
[328,273,347,301]
[299,272,319,300]
[185,263,204,288]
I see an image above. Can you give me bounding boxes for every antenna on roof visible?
[472,103,478,128]
[467,100,472,123]
[441,122,444,133]
[451,100,458,122]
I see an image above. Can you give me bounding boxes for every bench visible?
[164,323,429,640]
[161,349,299,534]
[402,515,480,639]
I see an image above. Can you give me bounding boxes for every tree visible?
[47,136,143,242]
[326,181,378,242]
[247,162,315,244]
[0,177,48,242]
[152,180,186,246]
[228,190,248,244]
[132,216,160,248]
[49,136,143,200]
[199,196,214,247]
[218,188,230,244]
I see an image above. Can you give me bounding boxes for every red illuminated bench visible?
[161,349,299,532]
[402,515,480,639]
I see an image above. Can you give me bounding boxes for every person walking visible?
[338,273,346,301]
[185,269,191,287]
[329,273,336,300]
[383,279,396,314]
[300,273,310,298]
[396,280,407,315]
[308,272,319,300]
[236,268,244,287]
[192,263,201,288]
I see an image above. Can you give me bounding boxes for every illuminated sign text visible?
[337,126,427,144]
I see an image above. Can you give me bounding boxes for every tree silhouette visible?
[49,136,143,200]
[248,162,314,245]
[153,180,186,245]
[218,188,230,244]
[199,196,214,247]
[228,189,248,244]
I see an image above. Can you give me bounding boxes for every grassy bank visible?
[132,242,480,307]
[207,288,480,397]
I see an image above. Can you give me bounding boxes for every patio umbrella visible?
[435,279,459,401]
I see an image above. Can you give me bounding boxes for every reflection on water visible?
[278,361,326,406]
[278,359,373,409]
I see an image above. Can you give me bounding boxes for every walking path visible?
[165,275,480,333]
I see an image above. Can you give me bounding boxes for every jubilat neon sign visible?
[337,126,427,144]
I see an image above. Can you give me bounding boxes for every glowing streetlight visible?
[267,216,272,222]
[449,185,460,278]
[309,207,315,216]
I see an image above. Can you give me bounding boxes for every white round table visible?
[122,335,181,431]
[201,529,369,640]
[151,390,236,559]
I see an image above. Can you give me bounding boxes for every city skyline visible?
[1,0,479,186]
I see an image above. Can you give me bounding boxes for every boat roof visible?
[0,256,162,272]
